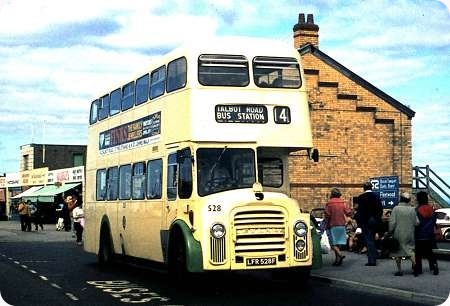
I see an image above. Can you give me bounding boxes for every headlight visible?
[211,223,226,239]
[296,240,306,252]
[294,221,307,237]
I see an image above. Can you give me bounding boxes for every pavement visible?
[1,221,450,305]
[0,220,73,243]
[312,250,450,305]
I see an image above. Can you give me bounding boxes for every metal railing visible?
[412,165,450,207]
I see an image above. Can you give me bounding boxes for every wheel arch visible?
[99,215,113,253]
[169,220,203,273]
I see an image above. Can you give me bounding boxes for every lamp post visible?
[42,120,46,164]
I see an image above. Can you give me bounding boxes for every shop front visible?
[22,182,81,223]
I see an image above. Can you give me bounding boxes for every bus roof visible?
[165,36,300,62]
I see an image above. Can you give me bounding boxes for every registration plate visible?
[246,257,276,266]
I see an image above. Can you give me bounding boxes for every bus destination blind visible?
[215,104,268,124]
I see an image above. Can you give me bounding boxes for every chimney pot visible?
[293,13,319,49]
[298,13,305,24]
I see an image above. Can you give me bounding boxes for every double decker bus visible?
[84,37,318,281]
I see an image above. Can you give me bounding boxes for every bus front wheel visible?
[168,231,187,284]
[98,227,113,268]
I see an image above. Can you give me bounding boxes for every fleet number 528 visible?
[208,204,221,212]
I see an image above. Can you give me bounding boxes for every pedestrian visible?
[62,198,72,231]
[17,201,30,231]
[389,192,419,276]
[415,191,439,275]
[69,194,84,245]
[346,215,358,252]
[29,201,44,231]
[354,182,383,266]
[324,187,352,266]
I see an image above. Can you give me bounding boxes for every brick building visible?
[289,14,415,211]
[20,143,86,171]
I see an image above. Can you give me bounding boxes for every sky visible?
[0,0,449,190]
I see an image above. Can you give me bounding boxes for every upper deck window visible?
[135,74,149,105]
[122,81,135,111]
[198,54,249,87]
[98,94,110,121]
[253,57,301,88]
[90,99,99,124]
[167,57,187,93]
[150,66,166,99]
[110,88,121,116]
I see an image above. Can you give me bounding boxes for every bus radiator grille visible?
[233,210,286,254]
[293,234,308,260]
[210,236,226,263]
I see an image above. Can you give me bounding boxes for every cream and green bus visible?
[84,37,318,281]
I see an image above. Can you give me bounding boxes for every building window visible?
[23,154,30,171]
[73,154,84,167]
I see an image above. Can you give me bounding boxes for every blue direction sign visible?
[370,176,399,208]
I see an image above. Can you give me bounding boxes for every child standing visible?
[69,194,84,245]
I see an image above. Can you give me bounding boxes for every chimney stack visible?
[293,13,319,49]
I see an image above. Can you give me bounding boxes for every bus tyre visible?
[98,228,113,268]
[168,231,187,284]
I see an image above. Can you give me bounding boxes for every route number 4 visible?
[274,106,291,124]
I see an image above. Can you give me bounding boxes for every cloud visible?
[98,14,219,49]
[325,48,429,87]
[412,100,450,185]
[0,0,164,35]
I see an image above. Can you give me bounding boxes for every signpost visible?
[370,176,399,208]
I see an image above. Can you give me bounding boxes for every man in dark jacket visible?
[355,182,383,266]
[415,191,439,275]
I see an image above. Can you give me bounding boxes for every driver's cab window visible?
[167,148,193,200]
[197,148,255,196]
[257,147,287,192]
[167,153,177,200]
[257,158,283,187]
[178,148,192,199]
